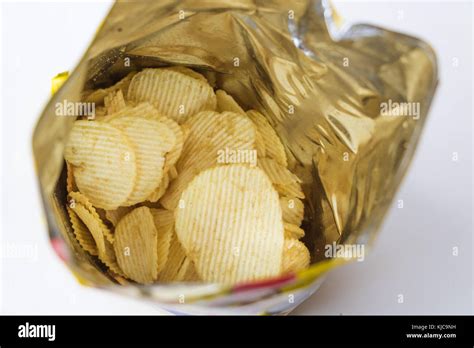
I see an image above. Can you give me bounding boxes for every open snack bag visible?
[33,0,437,315]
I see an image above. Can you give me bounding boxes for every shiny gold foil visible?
[33,0,437,311]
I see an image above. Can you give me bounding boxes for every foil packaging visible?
[33,0,437,314]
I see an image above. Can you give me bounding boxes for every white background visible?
[0,0,472,314]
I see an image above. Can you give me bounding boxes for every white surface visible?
[0,1,472,315]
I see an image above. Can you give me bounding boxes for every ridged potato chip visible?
[216,89,245,114]
[104,89,126,114]
[280,196,304,226]
[254,128,267,158]
[102,239,124,276]
[102,104,183,175]
[83,72,137,104]
[127,68,216,123]
[158,117,184,172]
[284,222,305,240]
[104,206,133,227]
[175,258,200,282]
[181,123,190,142]
[150,208,174,229]
[157,231,195,282]
[71,203,106,257]
[258,157,297,185]
[109,116,175,205]
[258,157,305,199]
[147,172,169,203]
[114,207,158,283]
[175,165,284,284]
[64,120,137,210]
[161,111,256,210]
[247,110,287,166]
[281,239,310,274]
[181,261,201,281]
[274,182,305,199]
[167,165,178,180]
[179,111,256,164]
[165,66,207,82]
[66,162,77,193]
[101,102,161,123]
[150,209,174,275]
[69,191,115,243]
[67,206,97,256]
[112,274,130,286]
[95,208,112,229]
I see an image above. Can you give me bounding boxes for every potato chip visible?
[202,70,217,88]
[66,162,77,193]
[258,157,298,185]
[147,172,169,202]
[247,110,287,166]
[102,239,124,276]
[281,239,310,274]
[102,105,178,175]
[64,120,137,210]
[181,123,190,142]
[127,68,216,123]
[114,207,158,283]
[68,191,115,243]
[274,182,305,199]
[216,89,245,114]
[175,258,200,282]
[83,72,137,104]
[181,261,201,281]
[280,196,304,226]
[95,208,112,228]
[100,102,161,123]
[67,206,98,256]
[167,165,178,180]
[165,66,207,82]
[150,209,174,275]
[175,165,284,284]
[112,274,130,286]
[284,222,305,240]
[109,116,175,205]
[179,111,255,163]
[157,232,195,282]
[157,117,184,172]
[70,204,119,272]
[150,208,174,230]
[161,111,256,210]
[71,202,106,254]
[254,129,266,158]
[104,89,126,115]
[105,206,133,227]
[258,157,305,199]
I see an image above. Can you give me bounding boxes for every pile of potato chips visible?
[64,67,310,285]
